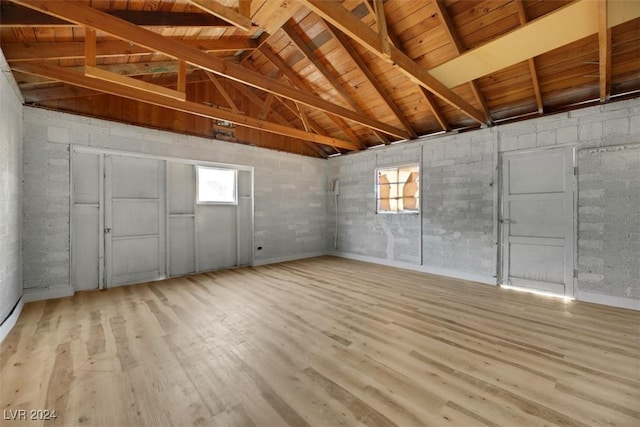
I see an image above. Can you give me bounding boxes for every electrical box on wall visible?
[332,179,340,196]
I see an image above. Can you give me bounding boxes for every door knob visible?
[104,228,112,233]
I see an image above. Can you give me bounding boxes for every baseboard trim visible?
[577,291,640,311]
[329,251,497,286]
[0,296,24,345]
[252,251,327,267]
[23,285,75,303]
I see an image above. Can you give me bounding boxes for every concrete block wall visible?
[577,146,639,300]
[21,107,328,294]
[329,97,640,307]
[0,51,24,324]
[327,144,421,264]
[422,129,496,278]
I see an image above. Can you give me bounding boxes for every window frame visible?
[374,163,420,214]
[195,165,238,205]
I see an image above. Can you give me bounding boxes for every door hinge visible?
[573,166,578,176]
[573,269,578,278]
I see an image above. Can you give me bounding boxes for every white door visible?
[105,155,165,287]
[501,146,575,297]
[71,151,103,291]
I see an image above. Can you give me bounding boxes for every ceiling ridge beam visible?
[282,22,390,144]
[300,0,486,125]
[10,0,409,140]
[11,62,359,151]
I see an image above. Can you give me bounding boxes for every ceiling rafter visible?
[225,75,333,158]
[514,0,544,114]
[598,0,612,103]
[372,0,391,59]
[83,30,187,102]
[282,21,390,145]
[322,20,417,139]
[299,0,487,125]
[419,87,450,132]
[365,4,449,132]
[188,0,253,32]
[433,0,493,125]
[257,45,363,147]
[2,39,256,62]
[11,61,359,151]
[9,0,409,141]
[206,72,241,113]
[238,0,304,63]
[0,4,237,28]
[240,61,343,152]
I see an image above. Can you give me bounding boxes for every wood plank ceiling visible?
[1,0,639,158]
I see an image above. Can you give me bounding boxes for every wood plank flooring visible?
[1,256,639,426]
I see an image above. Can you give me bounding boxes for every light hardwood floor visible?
[1,256,639,426]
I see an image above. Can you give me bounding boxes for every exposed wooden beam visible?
[428,0,640,89]
[238,0,304,63]
[205,72,240,113]
[239,0,251,18]
[257,45,363,146]
[12,62,359,151]
[419,88,450,132]
[323,21,417,139]
[225,78,330,158]
[433,0,492,124]
[282,22,390,144]
[177,61,187,94]
[15,67,214,90]
[83,24,186,101]
[0,4,237,28]
[2,39,257,62]
[23,85,100,103]
[11,0,409,140]
[258,93,275,121]
[188,0,253,32]
[598,0,611,102]
[301,0,486,125]
[515,0,544,113]
[372,0,391,59]
[363,10,448,133]
[84,28,97,68]
[85,65,187,101]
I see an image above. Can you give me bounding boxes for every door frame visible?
[71,145,254,289]
[497,145,577,298]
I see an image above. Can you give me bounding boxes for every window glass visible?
[196,166,236,204]
[376,165,419,213]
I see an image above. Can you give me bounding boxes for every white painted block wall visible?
[14,95,640,310]
[0,50,24,324]
[328,98,640,309]
[21,108,327,298]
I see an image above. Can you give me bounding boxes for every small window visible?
[196,166,237,204]
[376,164,420,213]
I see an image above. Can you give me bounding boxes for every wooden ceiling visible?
[1,0,639,158]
